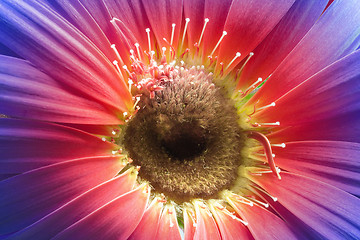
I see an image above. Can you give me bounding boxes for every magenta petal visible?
[248,0,360,107]
[183,0,205,48]
[193,200,221,240]
[142,0,183,49]
[273,141,360,196]
[254,50,360,126]
[209,202,253,240]
[0,56,124,124]
[128,198,164,240]
[237,0,328,89]
[216,0,295,67]
[252,172,360,239]
[0,155,125,236]
[52,184,150,240]
[0,0,132,112]
[9,169,137,239]
[156,204,182,240]
[0,118,117,174]
[226,194,297,239]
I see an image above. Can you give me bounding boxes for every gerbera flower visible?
[0,0,359,239]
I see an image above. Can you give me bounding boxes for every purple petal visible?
[0,118,117,175]
[252,172,360,239]
[0,0,132,113]
[0,155,125,236]
[52,184,150,240]
[9,169,136,239]
[0,56,125,124]
[248,0,360,107]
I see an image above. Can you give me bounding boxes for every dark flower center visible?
[123,68,245,203]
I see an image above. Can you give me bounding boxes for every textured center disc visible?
[123,68,244,202]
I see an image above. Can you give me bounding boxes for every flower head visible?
[0,0,360,239]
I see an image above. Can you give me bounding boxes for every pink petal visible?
[0,0,132,112]
[253,50,360,126]
[272,141,360,196]
[216,0,295,70]
[0,56,125,124]
[155,204,182,240]
[193,200,221,240]
[237,0,327,89]
[0,156,125,235]
[226,193,297,239]
[247,0,360,107]
[251,172,360,239]
[9,168,137,239]
[209,202,254,240]
[183,0,205,48]
[141,0,183,49]
[52,184,150,240]
[183,207,196,240]
[0,119,118,175]
[128,197,164,240]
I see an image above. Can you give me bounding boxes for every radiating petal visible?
[142,0,183,49]
[273,141,360,196]
[193,200,221,240]
[209,201,253,240]
[248,0,360,107]
[237,0,328,89]
[251,172,360,239]
[155,204,182,240]
[0,118,117,174]
[0,0,132,113]
[253,49,360,126]
[128,197,164,240]
[0,56,124,124]
[0,155,125,236]
[216,0,295,69]
[226,193,297,239]
[9,168,137,239]
[183,0,205,48]
[42,0,116,62]
[52,184,150,240]
[268,111,360,143]
[183,207,196,240]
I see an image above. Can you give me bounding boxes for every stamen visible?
[170,23,176,46]
[257,102,276,111]
[181,18,190,50]
[210,31,227,57]
[112,60,124,79]
[247,131,281,179]
[133,96,141,109]
[110,44,125,66]
[255,121,280,126]
[254,152,276,158]
[271,143,286,148]
[225,52,241,70]
[134,43,142,61]
[146,28,151,53]
[251,185,278,202]
[245,197,269,208]
[122,65,132,76]
[198,18,209,47]
[238,52,254,74]
[128,79,133,92]
[245,77,263,93]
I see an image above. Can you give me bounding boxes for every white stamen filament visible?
[170,23,176,46]
[110,44,125,66]
[254,152,276,158]
[134,43,142,61]
[162,47,167,57]
[210,31,227,57]
[225,52,241,70]
[181,18,190,50]
[133,96,141,109]
[198,18,209,47]
[238,52,254,73]
[245,197,269,208]
[257,102,276,111]
[146,28,151,53]
[271,143,286,148]
[255,121,280,126]
[128,79,133,92]
[112,60,124,79]
[245,77,263,93]
[251,185,278,202]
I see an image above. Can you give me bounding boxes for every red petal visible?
[193,200,221,240]
[155,204,182,240]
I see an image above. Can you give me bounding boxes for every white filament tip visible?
[249,52,254,56]
[185,18,190,22]
[236,52,241,57]
[205,18,209,22]
[146,28,150,32]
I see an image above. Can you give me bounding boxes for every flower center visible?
[123,67,245,203]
